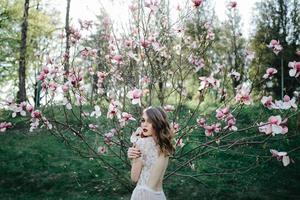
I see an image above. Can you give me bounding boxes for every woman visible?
[128,107,175,200]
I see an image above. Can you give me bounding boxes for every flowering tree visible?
[2,0,299,190]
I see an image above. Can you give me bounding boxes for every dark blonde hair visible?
[145,107,175,156]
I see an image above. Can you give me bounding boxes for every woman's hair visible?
[144,107,175,156]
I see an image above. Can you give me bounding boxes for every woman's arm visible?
[131,157,143,183]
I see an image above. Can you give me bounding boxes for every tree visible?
[16,0,29,103]
[251,0,300,98]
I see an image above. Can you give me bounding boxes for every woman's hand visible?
[127,146,141,159]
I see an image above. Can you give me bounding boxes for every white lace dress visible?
[130,137,167,200]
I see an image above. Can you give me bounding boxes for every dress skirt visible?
[130,185,166,200]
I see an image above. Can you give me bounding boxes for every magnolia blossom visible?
[30,110,42,132]
[11,101,27,118]
[97,71,108,83]
[267,39,283,55]
[176,138,185,148]
[141,76,151,85]
[198,76,220,91]
[127,88,143,105]
[258,115,288,136]
[144,0,160,12]
[104,129,116,145]
[261,96,273,109]
[171,122,180,133]
[97,146,107,154]
[88,124,98,130]
[78,19,93,30]
[107,100,121,119]
[80,47,97,58]
[163,105,175,112]
[215,107,230,120]
[203,123,221,137]
[224,114,237,131]
[271,95,297,110]
[90,105,101,118]
[228,70,240,81]
[0,122,12,132]
[140,39,151,48]
[288,61,300,78]
[270,149,290,166]
[228,1,237,8]
[112,55,122,64]
[130,127,143,144]
[189,55,205,72]
[196,118,206,127]
[235,83,251,105]
[192,0,203,8]
[69,27,81,44]
[263,68,277,79]
[119,112,136,127]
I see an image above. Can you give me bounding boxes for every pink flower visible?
[78,19,93,30]
[97,71,108,83]
[88,124,98,130]
[26,104,33,113]
[258,115,288,136]
[141,76,151,84]
[261,96,273,109]
[224,114,237,131]
[130,127,143,143]
[198,76,220,91]
[90,105,101,118]
[189,55,205,72]
[228,70,240,81]
[267,39,282,55]
[140,39,151,48]
[127,88,143,105]
[171,122,180,133]
[271,95,297,110]
[263,68,277,79]
[197,118,206,127]
[163,105,175,112]
[119,112,136,127]
[112,55,123,64]
[129,4,138,12]
[0,122,12,132]
[235,83,251,105]
[270,149,290,166]
[176,138,185,148]
[203,123,221,137]
[192,0,203,8]
[296,50,300,56]
[228,1,237,8]
[97,146,107,154]
[288,61,300,78]
[31,110,41,119]
[145,0,159,12]
[216,107,230,120]
[107,100,121,119]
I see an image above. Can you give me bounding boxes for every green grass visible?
[0,105,299,199]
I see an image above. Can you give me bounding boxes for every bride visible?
[127,107,175,200]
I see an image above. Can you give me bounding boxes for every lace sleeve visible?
[137,138,158,168]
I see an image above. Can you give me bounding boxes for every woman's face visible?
[141,112,155,137]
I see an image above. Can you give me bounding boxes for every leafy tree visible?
[251,0,300,98]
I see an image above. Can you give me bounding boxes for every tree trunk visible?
[17,0,29,103]
[64,0,71,77]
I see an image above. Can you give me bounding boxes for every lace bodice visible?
[135,137,159,186]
